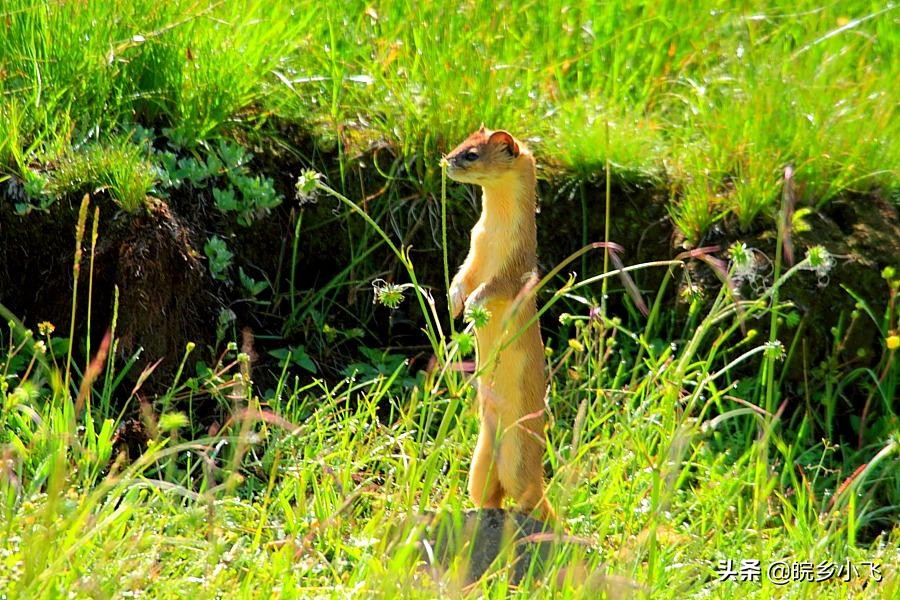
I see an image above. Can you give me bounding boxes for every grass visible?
[50,139,157,213]
[1,1,897,240]
[1,174,899,597]
[1,1,899,598]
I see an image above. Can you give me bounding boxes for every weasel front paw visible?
[465,283,487,313]
[450,282,466,318]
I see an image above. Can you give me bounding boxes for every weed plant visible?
[0,167,897,597]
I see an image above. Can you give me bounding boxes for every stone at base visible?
[419,508,558,585]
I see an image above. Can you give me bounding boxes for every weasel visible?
[444,125,555,522]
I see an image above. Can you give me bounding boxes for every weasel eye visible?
[463,151,478,162]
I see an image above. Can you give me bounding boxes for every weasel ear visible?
[488,130,520,157]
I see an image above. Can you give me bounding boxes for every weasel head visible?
[443,126,531,186]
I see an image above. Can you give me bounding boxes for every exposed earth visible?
[1,144,898,435]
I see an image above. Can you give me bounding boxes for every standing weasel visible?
[444,126,555,522]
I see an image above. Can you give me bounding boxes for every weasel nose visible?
[448,155,464,169]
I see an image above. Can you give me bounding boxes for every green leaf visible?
[204,236,233,281]
[213,187,237,211]
[269,345,317,373]
[238,267,268,296]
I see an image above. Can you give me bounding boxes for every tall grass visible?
[1,2,898,597]
[2,163,898,597]
[1,1,896,240]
